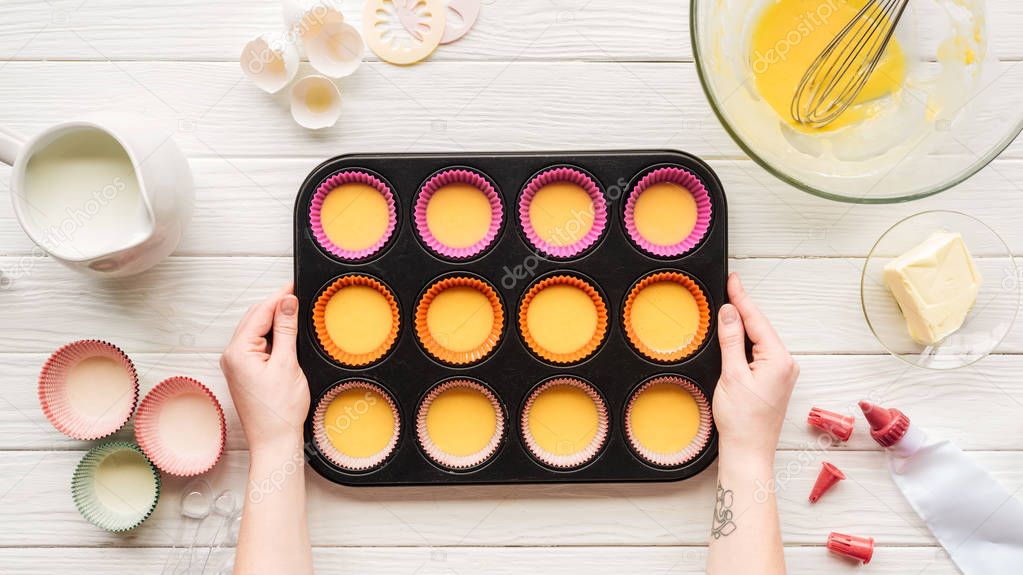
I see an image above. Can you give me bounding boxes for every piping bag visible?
[860,401,1023,574]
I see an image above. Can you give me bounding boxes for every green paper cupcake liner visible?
[72,441,161,533]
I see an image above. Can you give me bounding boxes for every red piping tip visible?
[807,407,854,442]
[858,400,910,447]
[827,531,874,564]
[809,462,845,503]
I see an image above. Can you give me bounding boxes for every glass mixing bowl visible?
[691,0,1023,203]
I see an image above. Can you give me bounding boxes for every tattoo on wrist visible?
[711,480,737,539]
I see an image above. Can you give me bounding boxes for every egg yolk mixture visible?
[525,284,600,356]
[320,183,390,250]
[529,182,595,246]
[324,285,394,355]
[425,387,498,457]
[324,387,395,458]
[750,0,907,130]
[633,182,698,246]
[629,382,701,454]
[425,286,496,353]
[426,183,493,249]
[527,384,600,456]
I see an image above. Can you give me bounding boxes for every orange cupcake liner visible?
[313,275,400,367]
[415,276,504,366]
[135,376,226,477]
[623,271,711,363]
[313,381,400,472]
[521,377,609,470]
[416,379,504,470]
[38,340,139,441]
[625,376,712,468]
[518,275,609,365]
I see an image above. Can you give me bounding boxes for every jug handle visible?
[0,126,23,167]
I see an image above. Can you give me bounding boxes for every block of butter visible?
[883,231,982,345]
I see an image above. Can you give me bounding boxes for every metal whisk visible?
[791,0,910,128]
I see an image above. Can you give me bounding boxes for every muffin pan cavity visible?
[296,150,727,486]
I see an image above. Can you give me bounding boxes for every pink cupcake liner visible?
[417,379,504,470]
[521,377,609,469]
[38,340,139,440]
[625,376,712,468]
[309,170,398,261]
[313,381,400,472]
[624,167,712,258]
[519,167,608,258]
[135,377,226,477]
[415,168,504,259]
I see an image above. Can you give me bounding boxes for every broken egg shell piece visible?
[304,21,365,79]
[290,75,342,130]
[240,33,300,94]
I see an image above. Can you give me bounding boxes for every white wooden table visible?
[2,1,1022,573]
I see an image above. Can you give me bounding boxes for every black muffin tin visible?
[295,150,727,486]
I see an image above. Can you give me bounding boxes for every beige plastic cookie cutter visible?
[363,0,446,65]
[440,0,481,44]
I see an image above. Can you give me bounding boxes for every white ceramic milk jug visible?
[0,113,193,277]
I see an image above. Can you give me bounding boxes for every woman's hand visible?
[220,283,310,456]
[713,273,799,465]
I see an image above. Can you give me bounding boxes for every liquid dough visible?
[630,281,700,355]
[93,449,158,516]
[426,183,493,248]
[324,284,395,355]
[750,0,906,130]
[528,182,595,247]
[629,382,701,454]
[65,356,135,418]
[527,384,600,456]
[425,286,495,352]
[324,387,396,458]
[425,387,498,457]
[633,182,698,246]
[320,183,391,251]
[525,284,599,356]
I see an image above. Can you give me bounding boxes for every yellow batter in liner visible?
[625,273,709,362]
[528,182,595,247]
[750,0,907,130]
[426,183,494,249]
[520,277,607,363]
[320,182,392,251]
[628,381,701,456]
[323,386,397,459]
[633,182,698,246]
[526,383,601,457]
[423,384,499,461]
[316,276,400,366]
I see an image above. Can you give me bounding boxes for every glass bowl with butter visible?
[861,211,1018,369]
[691,0,1023,203]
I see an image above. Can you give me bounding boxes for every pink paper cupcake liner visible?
[313,381,400,472]
[415,168,504,259]
[519,167,608,258]
[417,379,504,470]
[309,170,398,261]
[521,377,609,469]
[625,376,712,468]
[135,377,226,477]
[624,167,712,258]
[38,340,139,440]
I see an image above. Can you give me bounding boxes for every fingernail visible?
[721,305,737,324]
[281,296,297,316]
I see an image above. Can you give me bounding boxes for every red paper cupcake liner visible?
[624,167,712,258]
[625,376,712,468]
[309,170,397,261]
[417,379,504,470]
[38,340,139,440]
[313,381,400,472]
[518,167,607,258]
[135,377,226,477]
[414,168,504,259]
[521,377,609,469]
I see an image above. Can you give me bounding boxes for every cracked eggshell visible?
[240,33,300,94]
[290,75,342,130]
[303,20,365,79]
